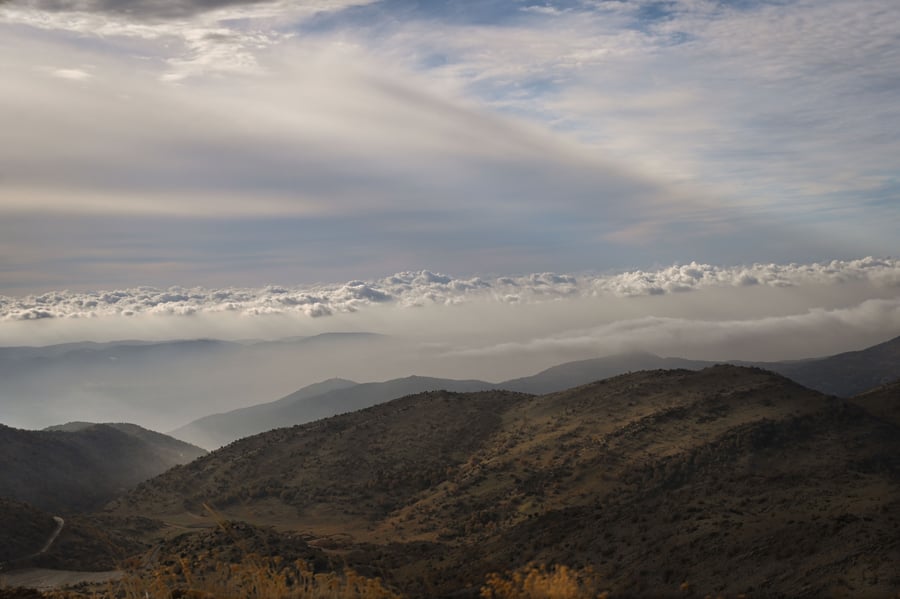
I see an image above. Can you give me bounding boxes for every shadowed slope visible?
[0,497,58,564]
[852,380,900,427]
[0,423,206,513]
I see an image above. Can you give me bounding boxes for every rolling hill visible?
[107,366,900,597]
[168,377,358,449]
[498,351,713,394]
[500,334,900,397]
[171,375,497,449]
[171,334,900,449]
[0,422,206,513]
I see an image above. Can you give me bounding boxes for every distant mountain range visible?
[0,422,206,513]
[502,334,900,397]
[105,366,900,597]
[170,375,499,449]
[2,331,898,440]
[0,332,398,432]
[171,335,900,448]
[757,333,900,396]
[499,351,715,394]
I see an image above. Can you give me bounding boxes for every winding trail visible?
[38,516,65,555]
[0,515,122,591]
[1,515,65,567]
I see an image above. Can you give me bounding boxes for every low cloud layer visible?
[453,296,900,364]
[2,258,899,430]
[3,257,899,325]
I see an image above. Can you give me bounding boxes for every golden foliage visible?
[56,554,399,599]
[480,564,609,599]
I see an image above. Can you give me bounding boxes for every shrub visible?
[480,564,609,599]
[45,554,400,599]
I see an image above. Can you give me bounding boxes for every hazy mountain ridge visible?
[0,333,399,432]
[170,335,900,449]
[168,377,359,449]
[171,376,499,449]
[7,332,898,438]
[104,365,900,596]
[759,333,900,397]
[498,351,715,394]
[504,335,900,398]
[170,353,732,450]
[0,422,207,513]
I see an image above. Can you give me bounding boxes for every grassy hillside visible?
[106,366,900,596]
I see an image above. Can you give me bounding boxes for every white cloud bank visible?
[3,257,899,324]
[2,257,900,430]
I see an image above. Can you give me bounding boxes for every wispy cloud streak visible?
[1,0,897,296]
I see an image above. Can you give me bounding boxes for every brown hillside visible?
[105,366,900,597]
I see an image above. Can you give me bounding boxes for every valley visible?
[1,336,898,597]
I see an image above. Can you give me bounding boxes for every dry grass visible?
[39,505,400,599]
[46,554,399,599]
[480,564,609,599]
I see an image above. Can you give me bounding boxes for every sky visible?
[1,0,899,371]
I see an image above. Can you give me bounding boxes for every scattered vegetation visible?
[481,564,609,599]
[63,554,401,599]
[5,367,899,597]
